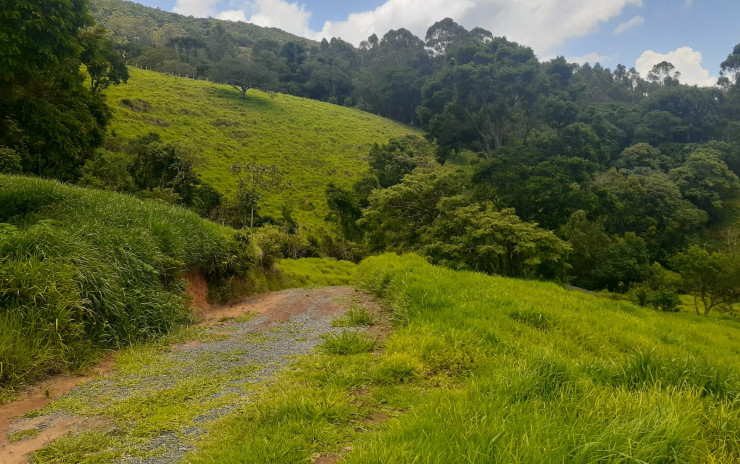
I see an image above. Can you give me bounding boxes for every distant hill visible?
[105,68,419,224]
[89,0,315,48]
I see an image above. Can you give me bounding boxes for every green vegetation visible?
[8,428,39,443]
[103,68,417,224]
[0,175,255,396]
[320,331,378,355]
[333,307,378,327]
[185,254,740,463]
[208,258,356,303]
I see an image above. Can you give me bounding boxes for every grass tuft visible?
[332,307,378,327]
[321,331,378,355]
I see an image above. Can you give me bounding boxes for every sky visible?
[132,0,739,86]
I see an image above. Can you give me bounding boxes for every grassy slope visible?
[105,68,418,224]
[0,175,243,396]
[186,254,740,463]
[89,0,316,48]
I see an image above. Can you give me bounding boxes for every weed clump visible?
[321,331,377,355]
[332,307,377,327]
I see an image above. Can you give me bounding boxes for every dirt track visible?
[0,286,374,463]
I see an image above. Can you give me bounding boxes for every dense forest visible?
[2,0,740,313]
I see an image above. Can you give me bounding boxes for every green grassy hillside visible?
[189,254,740,463]
[0,175,253,397]
[105,68,418,224]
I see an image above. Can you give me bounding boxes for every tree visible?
[720,43,740,86]
[0,147,22,174]
[425,18,469,56]
[231,161,290,228]
[360,168,468,251]
[79,27,129,94]
[369,135,434,188]
[211,59,279,99]
[669,148,740,216]
[422,201,570,277]
[647,61,681,87]
[0,0,110,180]
[671,246,740,315]
[418,37,545,157]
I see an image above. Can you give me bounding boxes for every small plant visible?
[320,331,377,355]
[234,311,259,323]
[9,428,40,442]
[332,307,377,327]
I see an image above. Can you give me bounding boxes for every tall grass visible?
[184,253,740,463]
[0,175,253,394]
[345,254,740,463]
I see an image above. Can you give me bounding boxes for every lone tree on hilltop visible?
[212,59,279,99]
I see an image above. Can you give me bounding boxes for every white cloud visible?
[566,52,611,65]
[635,46,717,87]
[613,15,644,35]
[317,0,643,55]
[216,10,248,22]
[173,0,219,17]
[245,0,315,38]
[174,0,642,57]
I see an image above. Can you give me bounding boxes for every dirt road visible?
[0,286,372,463]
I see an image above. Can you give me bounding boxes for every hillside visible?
[192,254,740,463]
[105,68,419,224]
[88,0,315,48]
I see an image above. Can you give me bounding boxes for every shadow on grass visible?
[207,87,278,110]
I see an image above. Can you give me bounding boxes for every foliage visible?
[671,245,740,315]
[79,27,129,94]
[0,147,22,174]
[361,168,468,251]
[0,175,256,394]
[231,161,289,228]
[422,202,571,277]
[211,58,279,99]
[0,0,127,181]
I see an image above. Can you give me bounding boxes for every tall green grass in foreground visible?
[189,254,740,464]
[0,175,252,396]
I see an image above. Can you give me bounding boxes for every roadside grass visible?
[332,307,378,327]
[0,175,252,398]
[320,331,378,355]
[185,253,740,463]
[105,68,418,225]
[276,258,356,287]
[206,257,356,303]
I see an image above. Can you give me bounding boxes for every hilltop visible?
[104,68,419,224]
[88,0,315,48]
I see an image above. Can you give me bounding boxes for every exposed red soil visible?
[0,357,114,461]
[1,416,107,464]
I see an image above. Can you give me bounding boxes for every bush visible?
[0,175,256,394]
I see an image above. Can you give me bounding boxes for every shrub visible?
[0,175,255,393]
